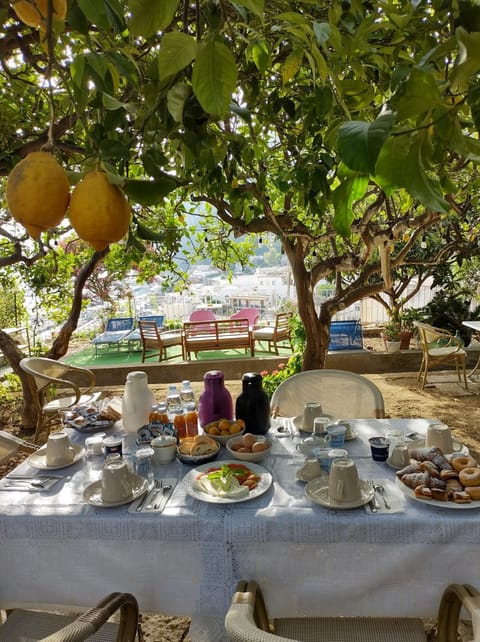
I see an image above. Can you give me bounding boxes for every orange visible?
[6,151,70,239]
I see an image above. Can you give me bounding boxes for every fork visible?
[146,479,163,510]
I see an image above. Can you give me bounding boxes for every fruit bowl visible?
[202,418,246,447]
[226,434,272,463]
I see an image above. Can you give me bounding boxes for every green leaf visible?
[450,27,480,92]
[248,39,270,73]
[332,176,368,236]
[77,0,111,30]
[234,0,264,19]
[167,82,191,122]
[282,47,303,85]
[123,177,180,205]
[127,0,179,38]
[312,21,331,46]
[375,137,450,212]
[192,40,238,117]
[157,32,197,80]
[434,107,480,161]
[393,68,442,120]
[99,139,130,160]
[337,112,395,175]
[135,220,167,242]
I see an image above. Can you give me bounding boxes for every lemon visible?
[12,0,67,30]
[68,170,131,251]
[6,151,70,239]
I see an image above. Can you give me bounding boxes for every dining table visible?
[462,319,480,376]
[1,417,480,642]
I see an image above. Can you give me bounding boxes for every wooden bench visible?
[183,318,254,360]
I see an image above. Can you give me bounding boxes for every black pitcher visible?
[235,372,271,435]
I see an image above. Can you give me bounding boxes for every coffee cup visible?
[101,460,133,503]
[46,431,75,466]
[297,458,323,481]
[336,420,353,440]
[296,435,330,457]
[369,436,390,462]
[425,423,453,453]
[388,444,410,468]
[328,458,361,503]
[303,403,323,432]
[151,435,177,464]
[326,424,346,448]
[313,416,331,436]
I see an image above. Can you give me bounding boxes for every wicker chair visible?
[19,357,101,443]
[0,592,139,641]
[225,581,479,642]
[413,321,468,390]
[270,369,385,420]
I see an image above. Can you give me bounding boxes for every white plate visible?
[293,415,335,433]
[296,468,327,483]
[184,460,273,504]
[84,474,148,508]
[395,477,480,510]
[28,444,85,470]
[305,478,374,509]
[407,438,468,456]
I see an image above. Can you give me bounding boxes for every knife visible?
[368,498,378,513]
[135,485,154,512]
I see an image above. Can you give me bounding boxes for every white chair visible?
[0,591,139,641]
[19,357,101,443]
[225,580,477,642]
[270,369,385,419]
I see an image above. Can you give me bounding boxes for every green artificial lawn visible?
[64,342,292,367]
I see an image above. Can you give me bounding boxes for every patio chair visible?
[225,580,478,642]
[414,321,468,390]
[253,312,292,354]
[0,591,139,641]
[124,315,165,350]
[189,308,217,322]
[270,369,385,419]
[19,357,101,443]
[91,317,134,356]
[138,320,183,362]
[230,308,261,330]
[0,430,38,465]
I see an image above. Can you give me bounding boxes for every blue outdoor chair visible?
[91,317,134,355]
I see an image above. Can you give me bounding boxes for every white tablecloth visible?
[1,418,480,641]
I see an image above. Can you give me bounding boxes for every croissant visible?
[396,463,421,477]
[419,461,440,477]
[400,471,430,489]
[410,446,453,471]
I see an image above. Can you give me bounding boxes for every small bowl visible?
[226,435,272,463]
[177,436,221,466]
[202,420,246,446]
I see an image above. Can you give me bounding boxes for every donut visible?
[459,467,480,487]
[466,486,480,500]
[451,456,477,472]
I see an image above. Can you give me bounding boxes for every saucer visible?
[28,444,85,470]
[305,478,374,509]
[84,474,148,507]
[293,414,335,433]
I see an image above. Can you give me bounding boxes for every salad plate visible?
[28,444,85,470]
[184,460,273,504]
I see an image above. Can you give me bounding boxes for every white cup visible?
[151,435,177,464]
[336,420,353,439]
[303,403,323,431]
[389,444,410,468]
[425,423,453,453]
[313,416,331,435]
[101,460,133,503]
[298,458,323,481]
[328,458,361,503]
[296,436,330,457]
[46,432,75,466]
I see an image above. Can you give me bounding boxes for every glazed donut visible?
[459,467,480,487]
[451,456,477,472]
[466,486,480,500]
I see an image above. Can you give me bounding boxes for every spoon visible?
[373,484,390,509]
[153,483,172,510]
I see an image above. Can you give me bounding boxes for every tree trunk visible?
[0,330,37,430]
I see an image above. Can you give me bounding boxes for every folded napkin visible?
[364,478,406,514]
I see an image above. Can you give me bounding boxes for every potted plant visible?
[398,308,424,350]
[381,320,402,352]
